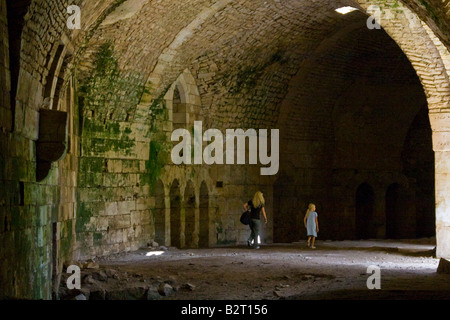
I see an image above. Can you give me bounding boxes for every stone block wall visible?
[0,0,83,300]
[0,0,10,132]
[275,12,434,241]
[75,41,153,258]
[1,0,450,300]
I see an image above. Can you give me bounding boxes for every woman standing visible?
[304,203,319,249]
[243,191,268,249]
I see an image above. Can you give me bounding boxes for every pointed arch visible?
[170,179,181,248]
[164,69,202,131]
[184,180,196,248]
[199,181,210,248]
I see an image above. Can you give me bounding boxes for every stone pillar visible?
[435,150,450,259]
[430,113,450,259]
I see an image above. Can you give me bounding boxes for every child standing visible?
[304,203,319,249]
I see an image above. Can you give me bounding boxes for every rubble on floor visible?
[58,259,192,300]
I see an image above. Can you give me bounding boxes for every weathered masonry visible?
[1,0,450,299]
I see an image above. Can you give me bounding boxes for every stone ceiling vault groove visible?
[56,0,450,128]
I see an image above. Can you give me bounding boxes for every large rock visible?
[59,288,82,300]
[105,268,118,278]
[90,289,106,300]
[147,286,161,300]
[105,286,147,300]
[181,283,196,291]
[158,283,173,297]
[92,270,108,281]
[165,276,178,286]
[83,274,95,285]
[83,259,100,269]
[74,294,87,300]
[150,241,159,248]
[437,258,450,274]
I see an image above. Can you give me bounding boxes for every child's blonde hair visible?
[305,203,315,219]
[252,191,265,208]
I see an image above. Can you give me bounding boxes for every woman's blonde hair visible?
[252,191,265,208]
[305,203,315,219]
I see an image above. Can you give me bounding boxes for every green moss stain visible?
[369,0,443,33]
[142,137,170,191]
[75,202,91,233]
[78,42,145,122]
[138,84,170,189]
[75,41,145,234]
[418,0,441,27]
[93,232,103,246]
[71,0,128,75]
[148,85,169,131]
[371,0,404,14]
[60,221,73,258]
[79,157,105,173]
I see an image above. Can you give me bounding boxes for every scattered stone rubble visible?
[58,257,195,300]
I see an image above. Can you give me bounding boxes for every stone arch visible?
[184,180,197,248]
[199,181,210,248]
[140,0,232,101]
[272,0,450,255]
[152,179,166,246]
[170,179,181,248]
[355,182,376,239]
[350,1,450,256]
[40,34,74,111]
[164,69,202,131]
[43,43,65,110]
[353,0,450,102]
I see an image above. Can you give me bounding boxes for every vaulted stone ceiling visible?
[71,0,359,127]
[3,0,450,300]
[61,0,449,129]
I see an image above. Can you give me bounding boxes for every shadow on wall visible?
[355,182,376,239]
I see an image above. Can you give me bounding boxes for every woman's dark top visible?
[248,200,264,220]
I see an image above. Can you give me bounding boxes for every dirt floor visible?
[60,238,450,300]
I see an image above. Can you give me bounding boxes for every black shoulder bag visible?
[240,210,251,225]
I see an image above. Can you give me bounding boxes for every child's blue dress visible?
[306,211,318,237]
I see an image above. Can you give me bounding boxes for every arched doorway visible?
[355,183,375,239]
[199,181,209,248]
[170,180,181,248]
[184,181,196,248]
[153,179,166,246]
[385,182,418,239]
